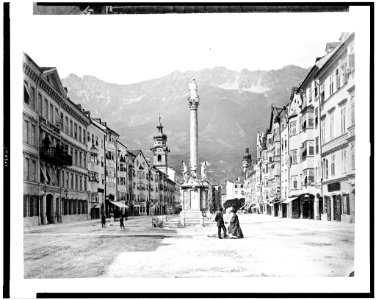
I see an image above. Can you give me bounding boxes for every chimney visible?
[64,87,68,93]
[245,147,249,154]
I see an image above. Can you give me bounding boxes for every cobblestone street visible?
[24,214,354,278]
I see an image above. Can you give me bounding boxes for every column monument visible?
[180,79,209,224]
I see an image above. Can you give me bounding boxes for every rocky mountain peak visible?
[62,65,309,183]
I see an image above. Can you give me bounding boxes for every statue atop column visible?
[189,78,198,100]
[188,78,199,109]
[201,161,210,181]
[182,161,188,183]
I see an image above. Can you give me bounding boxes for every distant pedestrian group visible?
[119,209,128,230]
[214,206,243,239]
[101,209,128,230]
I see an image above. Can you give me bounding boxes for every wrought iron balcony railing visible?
[40,146,72,167]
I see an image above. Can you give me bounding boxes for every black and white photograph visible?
[5,1,372,298]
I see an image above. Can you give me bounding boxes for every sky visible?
[19,5,357,85]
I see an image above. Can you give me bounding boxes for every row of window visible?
[90,152,105,167]
[62,199,88,215]
[62,113,86,145]
[322,147,354,180]
[24,157,37,182]
[89,171,100,183]
[23,195,88,217]
[23,195,39,217]
[61,170,87,191]
[290,169,314,190]
[24,80,87,146]
[321,98,354,144]
[88,133,103,149]
[23,119,37,147]
[322,54,354,102]
[118,177,126,185]
[70,148,87,169]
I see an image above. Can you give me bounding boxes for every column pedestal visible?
[180,181,209,225]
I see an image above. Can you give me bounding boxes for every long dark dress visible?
[228,213,244,238]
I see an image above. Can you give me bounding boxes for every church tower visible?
[151,115,170,175]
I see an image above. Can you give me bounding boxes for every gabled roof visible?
[129,149,149,166]
[90,118,107,133]
[90,118,119,137]
[41,67,68,97]
[117,140,127,150]
[316,33,354,80]
[128,150,141,157]
[268,106,283,131]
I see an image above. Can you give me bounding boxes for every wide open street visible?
[24,214,354,278]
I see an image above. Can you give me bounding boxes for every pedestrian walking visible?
[227,207,244,239]
[110,212,114,226]
[101,213,106,228]
[214,207,227,239]
[120,213,125,230]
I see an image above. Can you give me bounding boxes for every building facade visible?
[244,32,355,223]
[317,32,355,223]
[86,118,106,219]
[225,179,245,200]
[23,53,90,226]
[116,141,128,205]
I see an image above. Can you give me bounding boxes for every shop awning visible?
[282,197,298,204]
[40,165,47,182]
[110,201,128,208]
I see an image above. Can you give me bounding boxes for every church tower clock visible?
[151,115,170,175]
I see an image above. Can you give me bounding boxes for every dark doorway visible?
[319,197,323,218]
[282,203,287,218]
[39,195,44,224]
[302,197,314,219]
[46,194,55,224]
[266,205,271,215]
[333,195,342,221]
[274,204,279,217]
[91,208,100,219]
[292,199,300,219]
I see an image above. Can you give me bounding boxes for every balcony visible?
[40,146,72,167]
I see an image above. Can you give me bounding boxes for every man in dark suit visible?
[214,207,227,239]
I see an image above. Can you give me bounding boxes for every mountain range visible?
[61,65,309,184]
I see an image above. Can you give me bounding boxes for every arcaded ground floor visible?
[24,213,354,278]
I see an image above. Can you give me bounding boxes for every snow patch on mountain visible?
[217,76,271,93]
[217,75,239,90]
[123,96,143,104]
[241,78,271,93]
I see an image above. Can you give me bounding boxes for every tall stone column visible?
[189,103,198,176]
[180,78,208,224]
